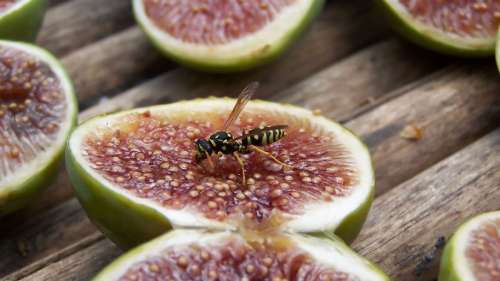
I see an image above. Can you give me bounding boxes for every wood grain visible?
[272,39,449,121]
[354,128,500,280]
[38,0,133,56]
[347,63,500,195]
[0,200,96,278]
[14,238,120,281]
[61,27,171,108]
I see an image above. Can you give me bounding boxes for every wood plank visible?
[61,27,171,108]
[13,239,120,281]
[38,0,133,56]
[0,39,444,279]
[0,200,97,278]
[271,39,449,121]
[13,124,500,281]
[354,128,500,280]
[346,63,500,195]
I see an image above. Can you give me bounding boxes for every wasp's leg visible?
[233,152,246,186]
[249,145,292,169]
[204,151,215,171]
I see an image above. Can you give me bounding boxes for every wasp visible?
[194,82,291,185]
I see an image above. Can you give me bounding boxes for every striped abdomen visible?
[241,125,288,147]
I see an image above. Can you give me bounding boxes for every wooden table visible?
[1,0,499,280]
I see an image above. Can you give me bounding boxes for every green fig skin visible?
[313,184,373,245]
[1,152,61,216]
[375,0,495,57]
[133,0,325,73]
[438,238,461,281]
[0,0,47,42]
[323,233,392,281]
[66,149,174,249]
[0,41,77,216]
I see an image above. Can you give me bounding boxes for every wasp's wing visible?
[222,82,260,131]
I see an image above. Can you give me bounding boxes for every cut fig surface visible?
[93,230,390,281]
[0,0,18,13]
[400,0,500,38]
[0,45,66,177]
[133,0,324,71]
[378,0,500,55]
[466,218,500,280]
[143,0,297,45]
[0,40,76,215]
[83,111,356,223]
[439,211,500,281]
[67,99,374,248]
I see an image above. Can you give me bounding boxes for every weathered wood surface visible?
[347,63,500,194]
[61,28,171,108]
[1,0,499,280]
[39,0,133,56]
[354,128,500,280]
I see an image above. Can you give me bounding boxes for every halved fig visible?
[94,229,390,281]
[67,99,374,249]
[377,0,500,56]
[439,211,500,281]
[0,0,47,42]
[132,0,324,72]
[0,40,77,215]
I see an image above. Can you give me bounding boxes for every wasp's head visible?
[194,139,212,162]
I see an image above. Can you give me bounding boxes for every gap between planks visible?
[3,50,498,280]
